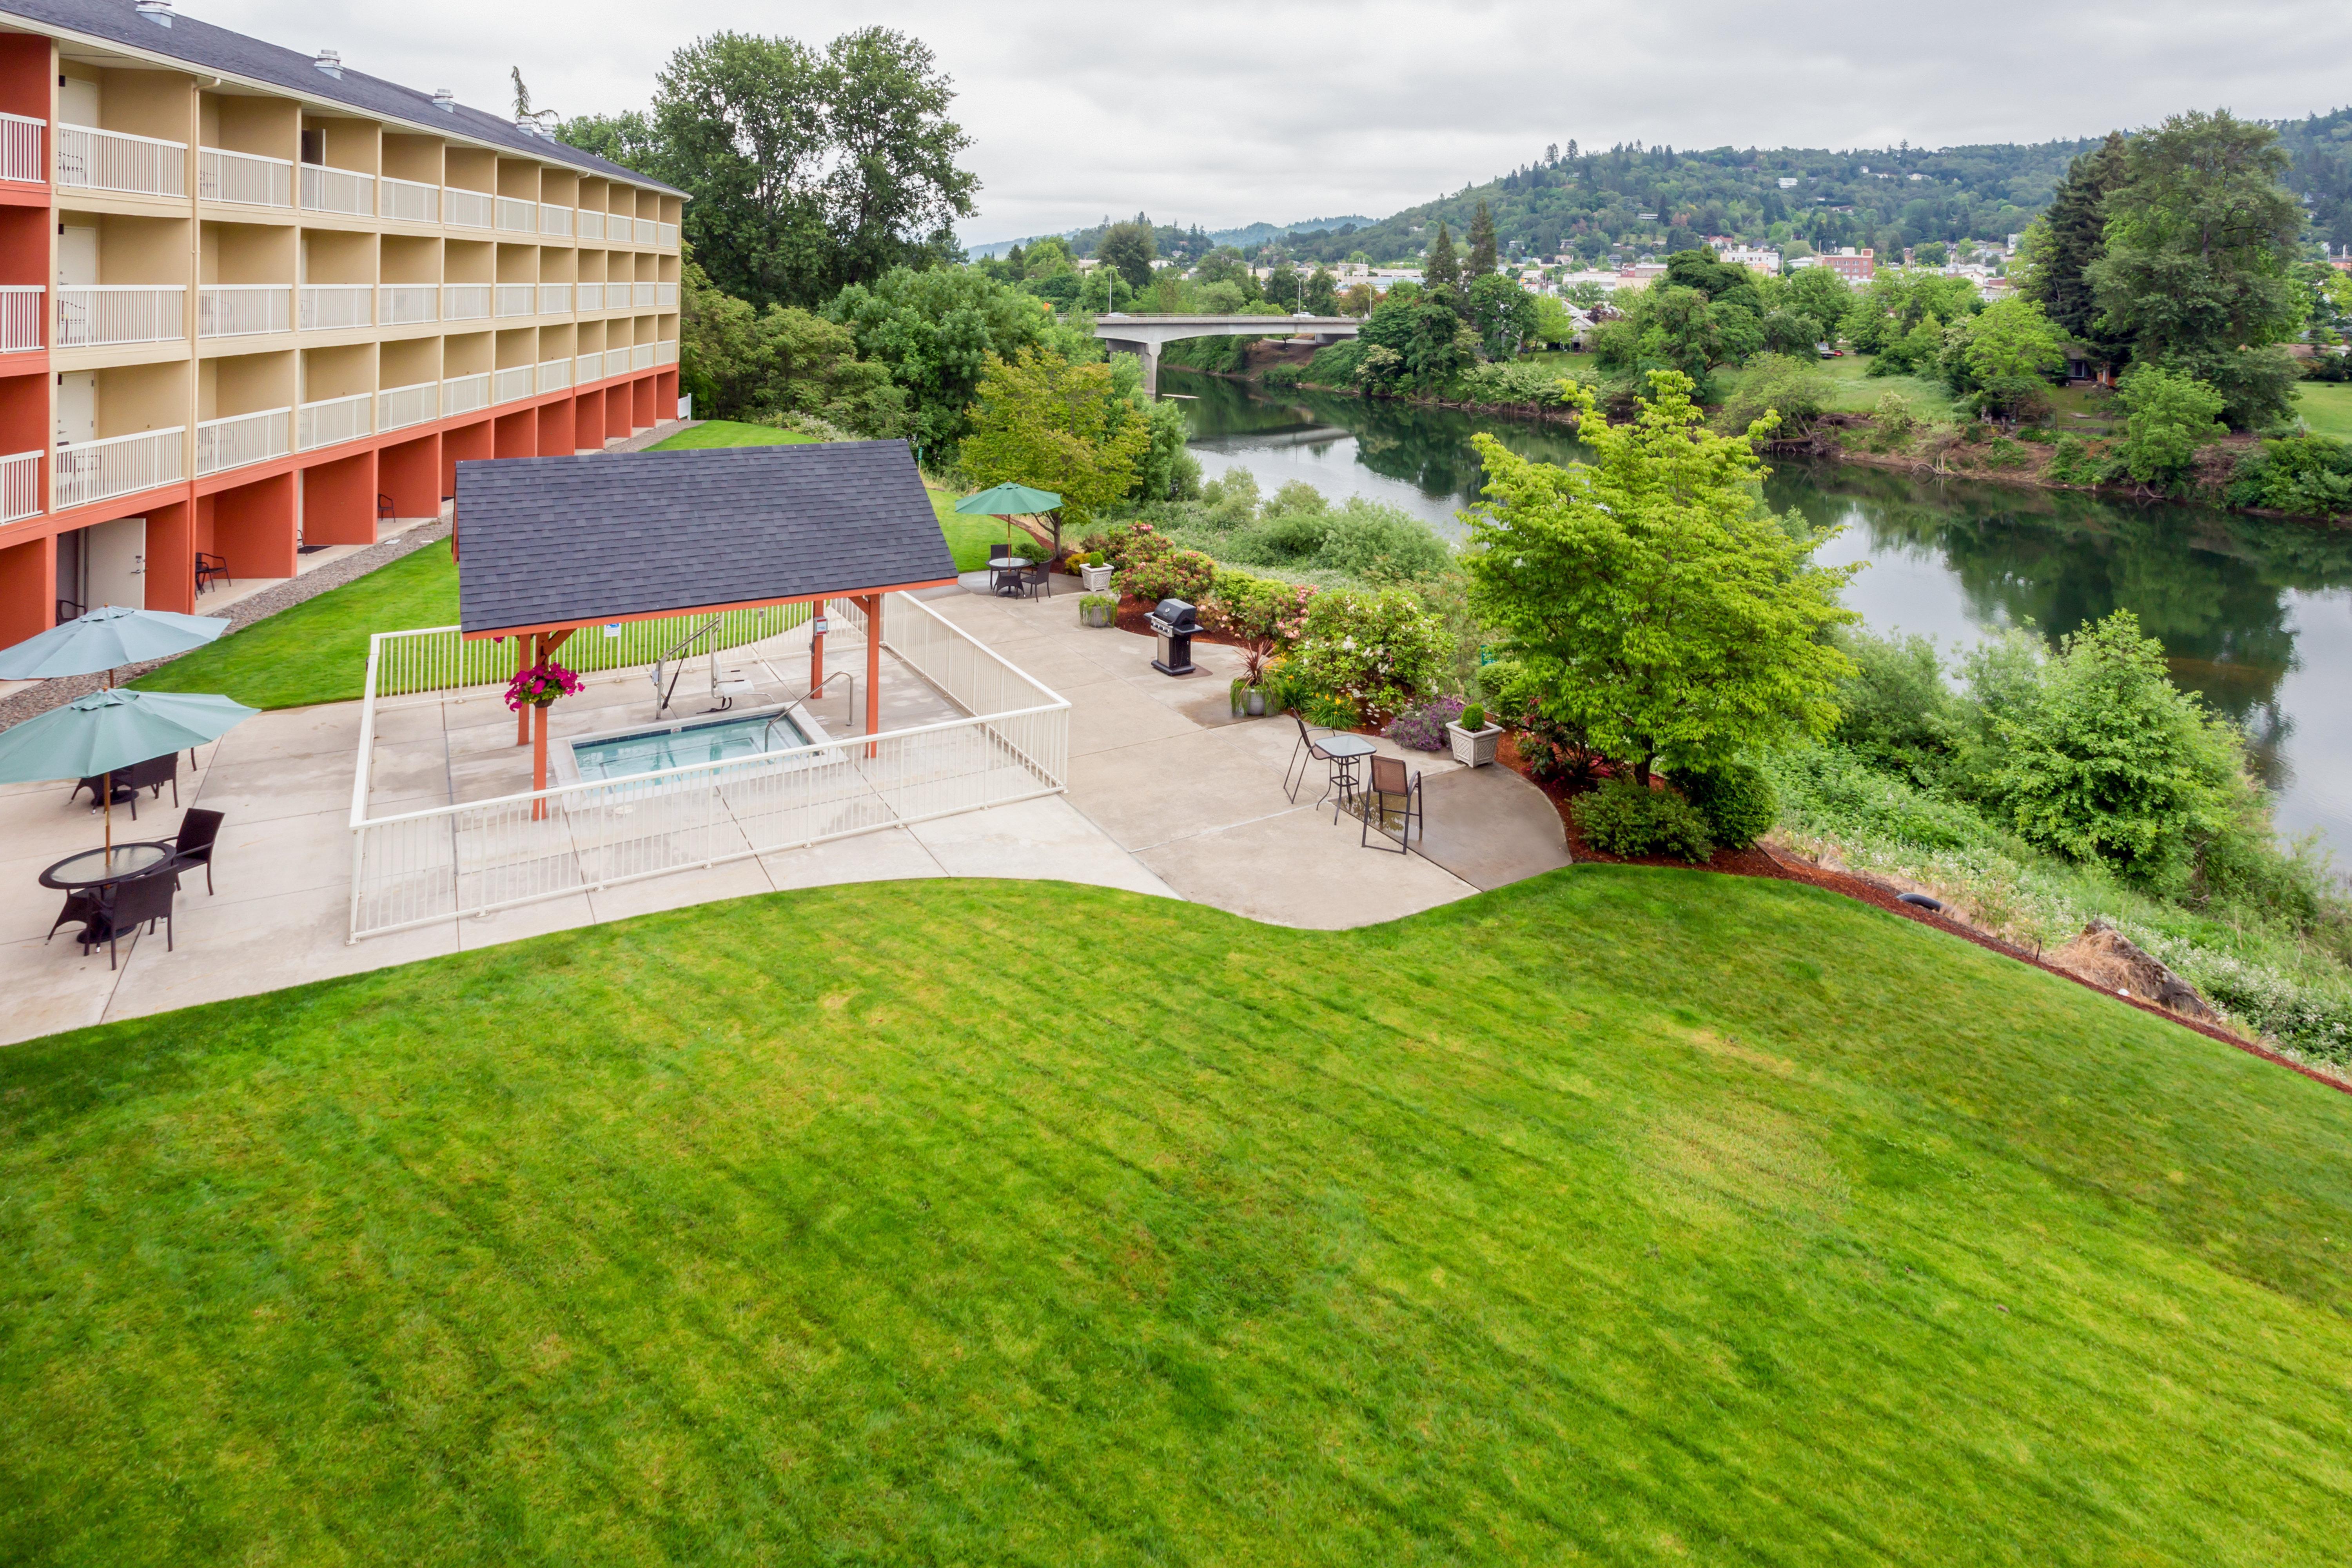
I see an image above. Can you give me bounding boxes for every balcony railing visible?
[379,176,439,224]
[378,381,438,434]
[632,342,655,371]
[606,347,633,379]
[538,283,571,314]
[576,210,603,242]
[492,365,534,404]
[1,449,41,522]
[299,164,374,217]
[54,285,185,348]
[655,339,678,365]
[442,372,491,417]
[632,282,657,309]
[442,284,492,323]
[56,123,185,199]
[634,218,657,246]
[535,357,570,394]
[495,197,537,235]
[195,406,290,477]
[538,205,571,239]
[54,426,183,512]
[658,222,678,249]
[299,284,373,332]
[379,285,437,326]
[0,285,42,352]
[199,147,292,208]
[297,392,371,452]
[198,284,290,339]
[445,187,494,230]
[493,284,535,319]
[655,281,679,309]
[574,283,600,311]
[575,352,601,385]
[0,112,42,185]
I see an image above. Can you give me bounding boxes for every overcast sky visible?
[204,0,2352,243]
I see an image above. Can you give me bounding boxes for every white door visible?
[54,370,94,447]
[59,77,97,129]
[87,515,145,611]
[57,225,96,287]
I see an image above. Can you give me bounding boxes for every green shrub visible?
[2225,434,2352,517]
[1984,436,2028,468]
[2045,433,2100,485]
[2114,363,2227,487]
[1673,762,1779,850]
[1287,587,1456,721]
[1718,354,1835,439]
[1201,566,1315,645]
[1302,692,1360,730]
[1829,627,1963,787]
[1302,339,1368,386]
[1459,702,1486,732]
[1122,546,1217,606]
[1260,362,1306,389]
[1573,779,1716,862]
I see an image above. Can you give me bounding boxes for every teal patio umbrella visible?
[0,687,256,851]
[954,483,1065,558]
[0,604,228,684]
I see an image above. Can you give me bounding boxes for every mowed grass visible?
[1718,353,1960,422]
[2297,380,2352,441]
[2,870,2347,1564]
[643,418,823,450]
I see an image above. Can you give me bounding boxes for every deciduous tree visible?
[1097,220,1157,291]
[961,349,1153,532]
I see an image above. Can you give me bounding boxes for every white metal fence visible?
[54,285,184,348]
[54,426,183,510]
[379,176,439,223]
[378,381,438,432]
[299,163,374,216]
[0,111,41,184]
[298,392,371,451]
[56,123,185,197]
[0,449,40,523]
[442,372,490,417]
[379,284,437,325]
[195,406,290,476]
[634,218,658,246]
[606,348,633,379]
[299,283,372,331]
[655,339,679,365]
[631,342,655,371]
[0,284,41,352]
[347,596,1069,938]
[198,284,289,339]
[445,187,494,229]
[632,281,657,309]
[443,283,491,322]
[199,146,292,207]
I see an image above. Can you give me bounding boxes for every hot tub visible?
[556,704,827,785]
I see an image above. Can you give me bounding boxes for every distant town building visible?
[1711,241,1781,276]
[1777,177,1800,189]
[1788,248,1875,285]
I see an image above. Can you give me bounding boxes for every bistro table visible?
[1314,734,1378,822]
[39,840,173,891]
[989,556,1028,597]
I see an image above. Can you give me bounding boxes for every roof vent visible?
[431,87,455,113]
[313,49,342,78]
[134,0,172,27]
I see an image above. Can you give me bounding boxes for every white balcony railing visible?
[632,342,655,371]
[54,285,185,348]
[195,406,290,477]
[658,222,678,249]
[0,285,42,352]
[198,146,292,208]
[493,365,534,404]
[606,347,633,379]
[634,218,657,246]
[378,381,438,434]
[495,197,537,235]
[0,112,42,185]
[606,286,633,313]
[576,352,602,385]
[442,372,490,417]
[198,284,290,339]
[655,339,678,365]
[299,284,373,332]
[297,392,372,452]
[576,209,603,242]
[658,281,681,309]
[535,357,570,394]
[54,426,183,512]
[632,282,657,309]
[538,205,571,239]
[573,283,600,311]
[379,285,437,326]
[442,284,491,323]
[536,283,569,315]
[56,123,185,199]
[1,449,41,522]
[445,187,494,230]
[299,163,374,217]
[379,175,439,224]
[494,284,535,319]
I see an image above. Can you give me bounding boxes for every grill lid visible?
[1151,598,1200,632]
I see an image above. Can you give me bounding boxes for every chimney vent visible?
[134,0,172,27]
[313,49,341,78]
[431,88,456,113]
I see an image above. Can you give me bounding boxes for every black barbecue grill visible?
[1147,598,1199,675]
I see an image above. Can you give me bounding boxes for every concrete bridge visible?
[1091,313,1362,394]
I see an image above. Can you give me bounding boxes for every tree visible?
[2112,363,2228,487]
[560,110,661,173]
[1097,220,1157,291]
[1463,273,1538,359]
[1776,265,1851,343]
[960,349,1152,533]
[679,256,906,433]
[1464,370,1858,782]
[1531,294,1581,347]
[1466,201,1499,277]
[1303,267,1339,316]
[1424,222,1460,291]
[1940,297,2067,419]
[819,29,978,290]
[2087,110,2306,428]
[1357,292,1480,391]
[2019,131,2126,347]
[826,266,1081,453]
[1717,353,1834,440]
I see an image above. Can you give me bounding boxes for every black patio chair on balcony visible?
[194,551,231,595]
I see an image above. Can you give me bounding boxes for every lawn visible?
[644,418,822,450]
[2296,379,2352,441]
[3,870,2347,1563]
[1718,353,1960,422]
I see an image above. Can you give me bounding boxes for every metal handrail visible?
[772,668,858,746]
[650,614,726,716]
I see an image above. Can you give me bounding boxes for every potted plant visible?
[505,660,583,710]
[1075,551,1115,593]
[1077,592,1117,629]
[1446,701,1501,767]
[1230,641,1273,717]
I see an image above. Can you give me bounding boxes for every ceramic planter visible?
[1446,720,1501,767]
[1079,600,1116,629]
[1078,563,1115,593]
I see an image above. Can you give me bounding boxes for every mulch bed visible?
[1495,735,2350,1096]
[1110,595,1261,652]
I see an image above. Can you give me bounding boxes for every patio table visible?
[40,841,174,891]
[1315,735,1377,822]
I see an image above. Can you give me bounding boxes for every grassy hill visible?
[3,871,2346,1563]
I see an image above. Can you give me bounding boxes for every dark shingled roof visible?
[2,0,684,196]
[455,443,960,637]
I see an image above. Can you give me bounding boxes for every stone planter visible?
[1078,599,1117,629]
[1078,562,1115,593]
[1446,720,1501,768]
[1230,684,1268,718]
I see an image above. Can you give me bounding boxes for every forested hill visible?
[2279,108,2352,248]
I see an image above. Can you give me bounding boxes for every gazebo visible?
[454,441,960,800]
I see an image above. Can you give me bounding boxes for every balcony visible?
[54,426,183,511]
[605,347,632,378]
[0,285,42,352]
[632,342,655,371]
[656,281,679,309]
[298,285,373,332]
[378,381,438,434]
[576,210,604,242]
[575,352,600,385]
[442,371,490,417]
[655,339,677,365]
[445,187,494,230]
[495,197,537,236]
[198,284,290,339]
[634,218,657,246]
[442,284,491,323]
[1,450,41,523]
[296,392,371,451]
[658,222,678,249]
[54,285,185,349]
[379,176,439,224]
[492,365,533,404]
[199,147,293,209]
[632,282,657,309]
[195,406,290,477]
[535,357,569,394]
[538,283,570,314]
[538,205,571,239]
[299,164,374,217]
[56,124,186,199]
[574,283,601,310]
[0,112,42,185]
[380,285,437,326]
[493,284,535,319]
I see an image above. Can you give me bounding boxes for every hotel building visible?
[0,0,685,651]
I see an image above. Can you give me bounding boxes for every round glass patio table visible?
[1316,734,1378,818]
[39,842,172,891]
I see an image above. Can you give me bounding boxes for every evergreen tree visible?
[1425,221,1460,290]
[1466,200,1499,276]
[2021,131,2125,348]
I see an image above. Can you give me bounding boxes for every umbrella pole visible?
[102,771,113,854]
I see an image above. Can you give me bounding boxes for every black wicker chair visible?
[89,864,178,969]
[172,808,225,895]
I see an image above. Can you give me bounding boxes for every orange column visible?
[809,599,825,695]
[0,532,54,648]
[515,632,534,746]
[863,593,881,757]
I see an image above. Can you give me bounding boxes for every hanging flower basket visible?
[505,661,584,711]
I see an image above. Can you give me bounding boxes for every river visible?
[1164,366,2352,859]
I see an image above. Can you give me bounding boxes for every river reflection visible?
[1165,366,2352,855]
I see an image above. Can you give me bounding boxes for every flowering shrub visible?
[1123,546,1217,606]
[1286,588,1455,722]
[505,661,584,711]
[1203,567,1317,646]
[1385,695,1465,752]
